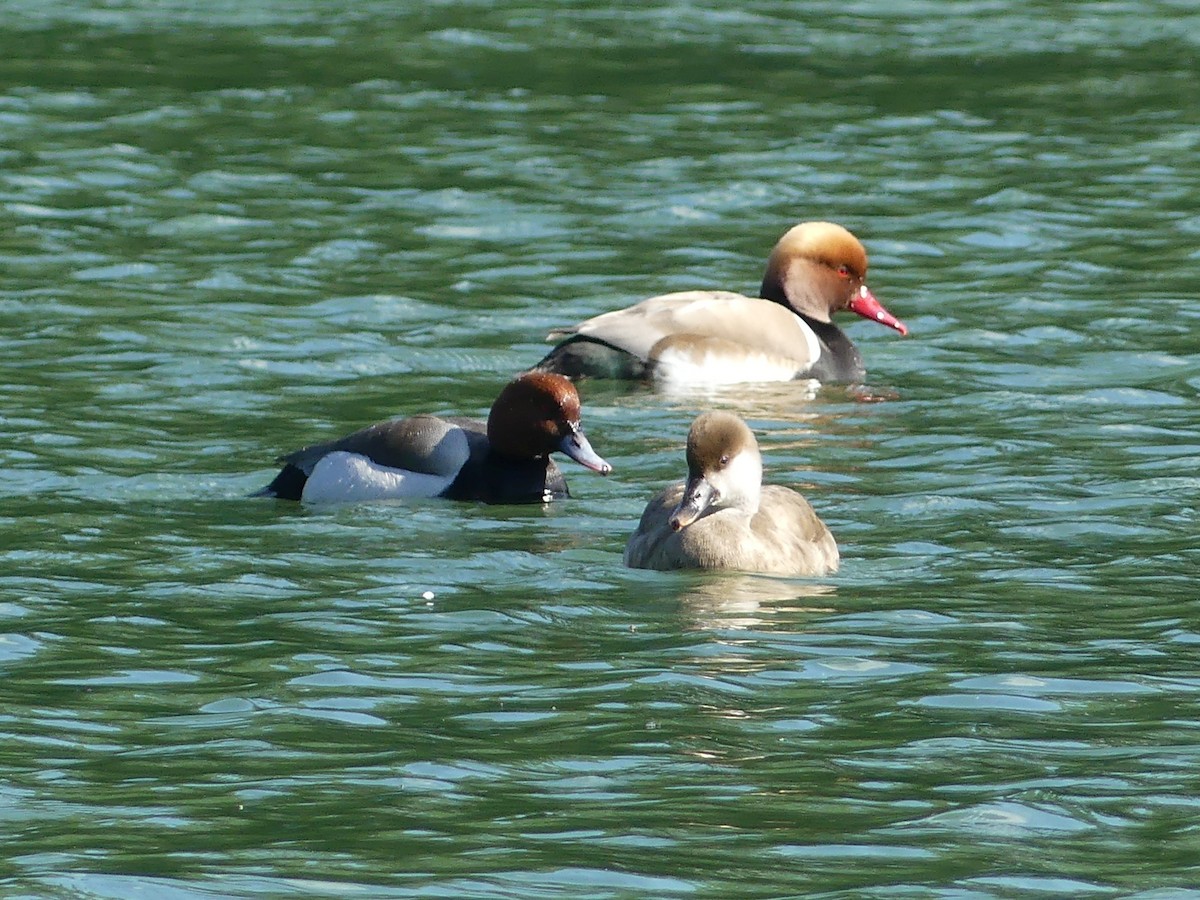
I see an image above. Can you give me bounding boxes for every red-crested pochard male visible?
[255,372,612,504]
[536,221,906,385]
[624,411,838,576]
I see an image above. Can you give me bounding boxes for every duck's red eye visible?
[836,265,851,279]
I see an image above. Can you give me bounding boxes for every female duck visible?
[624,411,838,576]
[536,221,906,385]
[256,372,612,504]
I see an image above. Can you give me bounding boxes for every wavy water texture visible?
[1,1,1199,898]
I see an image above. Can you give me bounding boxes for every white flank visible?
[648,310,820,387]
[652,345,803,387]
[301,451,456,504]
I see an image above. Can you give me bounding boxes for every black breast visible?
[443,452,569,504]
[803,318,866,382]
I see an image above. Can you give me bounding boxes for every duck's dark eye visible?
[719,454,730,467]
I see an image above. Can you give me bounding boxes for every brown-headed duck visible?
[536,221,906,385]
[256,372,612,504]
[624,411,838,576]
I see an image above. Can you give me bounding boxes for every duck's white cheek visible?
[301,451,456,504]
[719,453,763,510]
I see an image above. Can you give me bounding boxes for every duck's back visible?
[624,483,838,576]
[576,292,815,360]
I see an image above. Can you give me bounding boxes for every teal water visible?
[2,1,1199,897]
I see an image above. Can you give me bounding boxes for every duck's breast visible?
[623,483,690,569]
[443,451,567,504]
[625,504,765,572]
[624,483,758,570]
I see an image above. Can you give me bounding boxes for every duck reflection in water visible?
[673,573,836,631]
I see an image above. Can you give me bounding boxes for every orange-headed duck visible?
[536,222,906,385]
[256,372,612,504]
[624,411,838,576]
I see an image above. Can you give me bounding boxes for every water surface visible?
[2,1,1199,897]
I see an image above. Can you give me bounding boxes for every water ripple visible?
[2,1,1200,897]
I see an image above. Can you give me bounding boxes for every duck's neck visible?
[801,316,865,382]
[724,453,763,517]
[759,279,865,382]
[759,275,789,308]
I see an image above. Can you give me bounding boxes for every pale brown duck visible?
[624,411,838,576]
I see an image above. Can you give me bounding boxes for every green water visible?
[2,1,1199,897]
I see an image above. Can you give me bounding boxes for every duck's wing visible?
[557,292,820,369]
[749,485,840,576]
[279,414,472,478]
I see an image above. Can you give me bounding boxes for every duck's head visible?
[669,411,763,531]
[487,372,613,473]
[759,221,907,335]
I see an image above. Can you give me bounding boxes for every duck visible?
[255,372,612,504]
[624,411,838,576]
[534,221,906,385]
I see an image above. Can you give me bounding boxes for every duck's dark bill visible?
[669,474,716,531]
[559,430,612,474]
